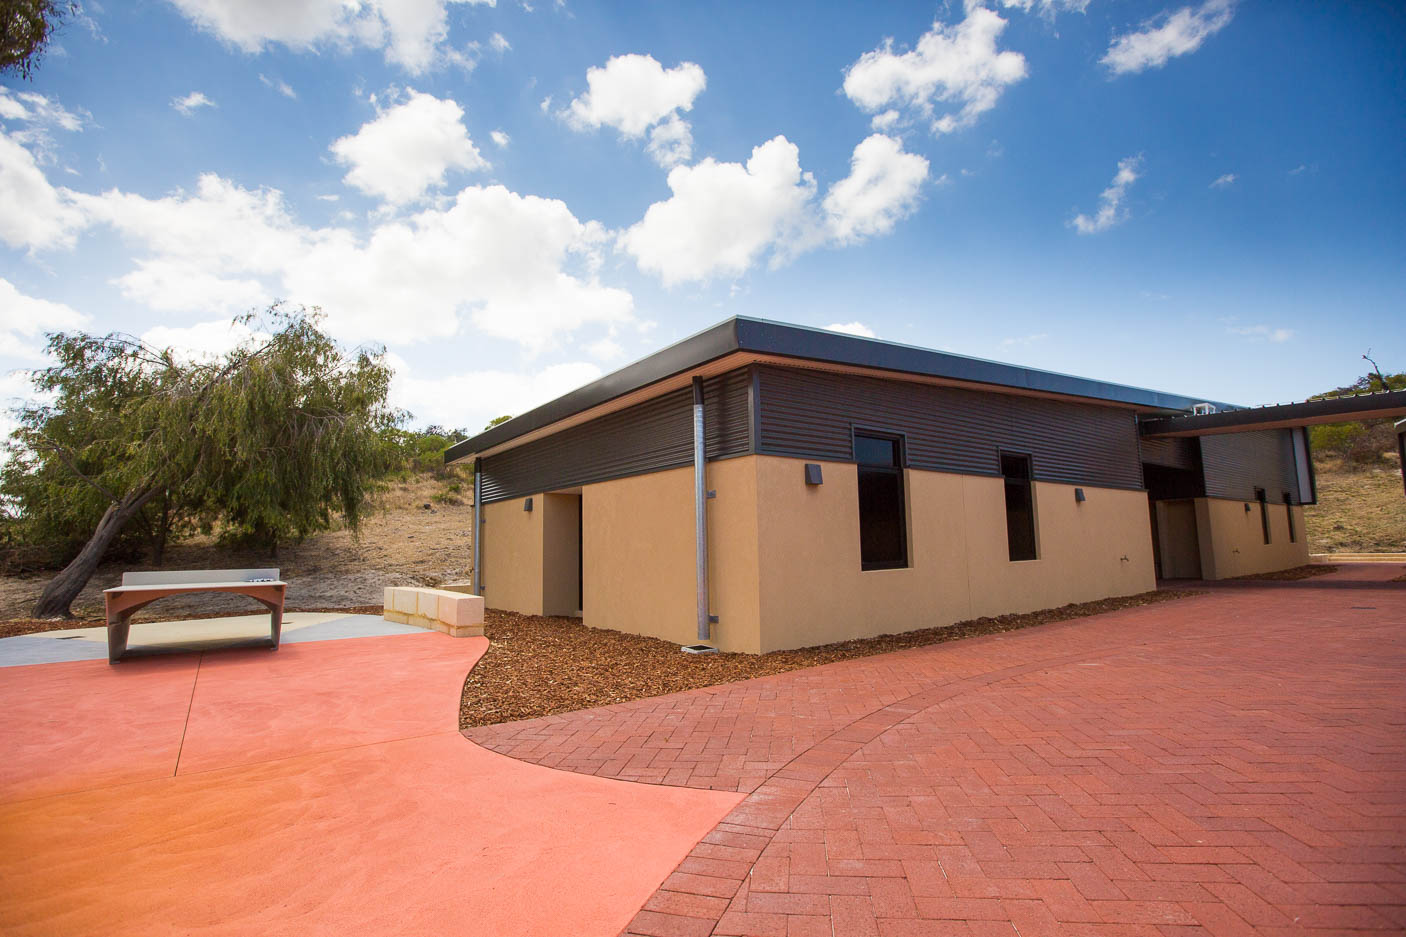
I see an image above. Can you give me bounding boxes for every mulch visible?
[458,589,1202,729]
[0,605,384,640]
[1229,564,1339,581]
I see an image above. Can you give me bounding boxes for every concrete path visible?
[0,620,742,936]
[468,565,1406,936]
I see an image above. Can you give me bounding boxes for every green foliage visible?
[0,0,73,80]
[485,414,512,430]
[1,305,404,562]
[1308,369,1405,468]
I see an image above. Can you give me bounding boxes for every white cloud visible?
[140,319,269,362]
[563,54,706,168]
[619,136,816,286]
[0,131,86,250]
[622,134,931,286]
[585,337,624,360]
[70,170,633,352]
[843,7,1027,135]
[1000,0,1090,17]
[0,280,90,363]
[115,259,269,315]
[644,113,693,169]
[258,74,297,99]
[389,356,603,431]
[172,91,216,116]
[823,134,929,244]
[1102,0,1235,75]
[330,90,488,204]
[1070,155,1143,235]
[824,322,875,338]
[1226,323,1293,343]
[165,0,496,74]
[0,87,84,132]
[490,129,510,148]
[1210,172,1236,189]
[489,32,510,52]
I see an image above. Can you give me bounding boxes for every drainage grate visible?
[680,643,719,655]
[1350,606,1377,610]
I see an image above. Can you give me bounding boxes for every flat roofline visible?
[1141,389,1406,437]
[445,316,1237,463]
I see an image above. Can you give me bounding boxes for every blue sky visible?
[1,0,1402,434]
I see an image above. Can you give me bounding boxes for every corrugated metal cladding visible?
[1200,430,1301,503]
[756,366,1144,490]
[478,368,750,503]
[1139,435,1201,471]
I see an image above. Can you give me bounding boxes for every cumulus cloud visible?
[490,129,509,148]
[824,322,876,338]
[1210,172,1236,189]
[0,87,86,166]
[172,91,216,115]
[330,90,488,204]
[165,0,495,74]
[1000,0,1089,15]
[68,171,632,352]
[1069,155,1143,235]
[141,319,269,362]
[489,32,510,52]
[1102,0,1235,75]
[618,136,816,286]
[0,131,86,250]
[562,54,706,167]
[823,134,929,244]
[0,279,90,362]
[843,7,1027,135]
[389,356,604,432]
[622,134,930,285]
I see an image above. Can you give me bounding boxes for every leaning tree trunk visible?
[31,486,160,619]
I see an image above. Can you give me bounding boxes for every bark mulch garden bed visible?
[1229,564,1338,582]
[459,589,1202,729]
[0,605,384,640]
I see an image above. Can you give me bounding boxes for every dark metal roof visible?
[445,316,1236,463]
[1140,389,1406,438]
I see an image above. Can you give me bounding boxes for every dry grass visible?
[1305,457,1406,554]
[458,589,1202,728]
[0,476,473,621]
[1229,564,1338,582]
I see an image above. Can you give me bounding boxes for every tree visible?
[5,305,402,618]
[485,414,512,430]
[0,0,74,80]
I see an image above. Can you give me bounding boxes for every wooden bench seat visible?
[103,569,286,664]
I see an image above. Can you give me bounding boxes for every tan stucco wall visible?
[1194,497,1309,579]
[541,493,581,616]
[1155,499,1203,579]
[751,456,1157,653]
[481,497,544,616]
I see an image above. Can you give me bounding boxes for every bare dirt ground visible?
[1305,456,1406,553]
[0,476,473,621]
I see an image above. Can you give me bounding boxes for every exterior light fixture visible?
[804,463,823,485]
[1074,488,1086,503]
[1244,503,1252,513]
[524,497,533,512]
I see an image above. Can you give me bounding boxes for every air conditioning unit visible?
[1191,402,1218,415]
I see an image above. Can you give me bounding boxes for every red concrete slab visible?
[0,731,742,937]
[0,655,197,803]
[176,631,485,774]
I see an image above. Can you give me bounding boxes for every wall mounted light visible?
[804,463,823,486]
[523,497,533,512]
[1244,503,1251,513]
[1074,488,1086,503]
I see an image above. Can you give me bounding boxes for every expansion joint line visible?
[173,652,203,776]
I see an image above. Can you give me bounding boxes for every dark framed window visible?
[1283,491,1295,543]
[1255,488,1270,544]
[1001,452,1037,561]
[854,432,907,570]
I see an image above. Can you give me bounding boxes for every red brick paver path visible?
[466,566,1406,936]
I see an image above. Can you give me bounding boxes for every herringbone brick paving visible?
[466,566,1406,936]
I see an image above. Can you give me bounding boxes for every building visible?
[447,317,1327,654]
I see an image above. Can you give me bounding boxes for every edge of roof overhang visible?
[445,316,1238,464]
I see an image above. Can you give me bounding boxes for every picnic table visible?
[103,569,287,664]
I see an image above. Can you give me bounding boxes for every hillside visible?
[1303,456,1406,553]
[0,475,474,621]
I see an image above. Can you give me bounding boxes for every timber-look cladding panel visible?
[756,365,1145,490]
[1199,429,1299,503]
[478,368,750,503]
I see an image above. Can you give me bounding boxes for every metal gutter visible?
[444,316,1242,465]
[1140,389,1406,438]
